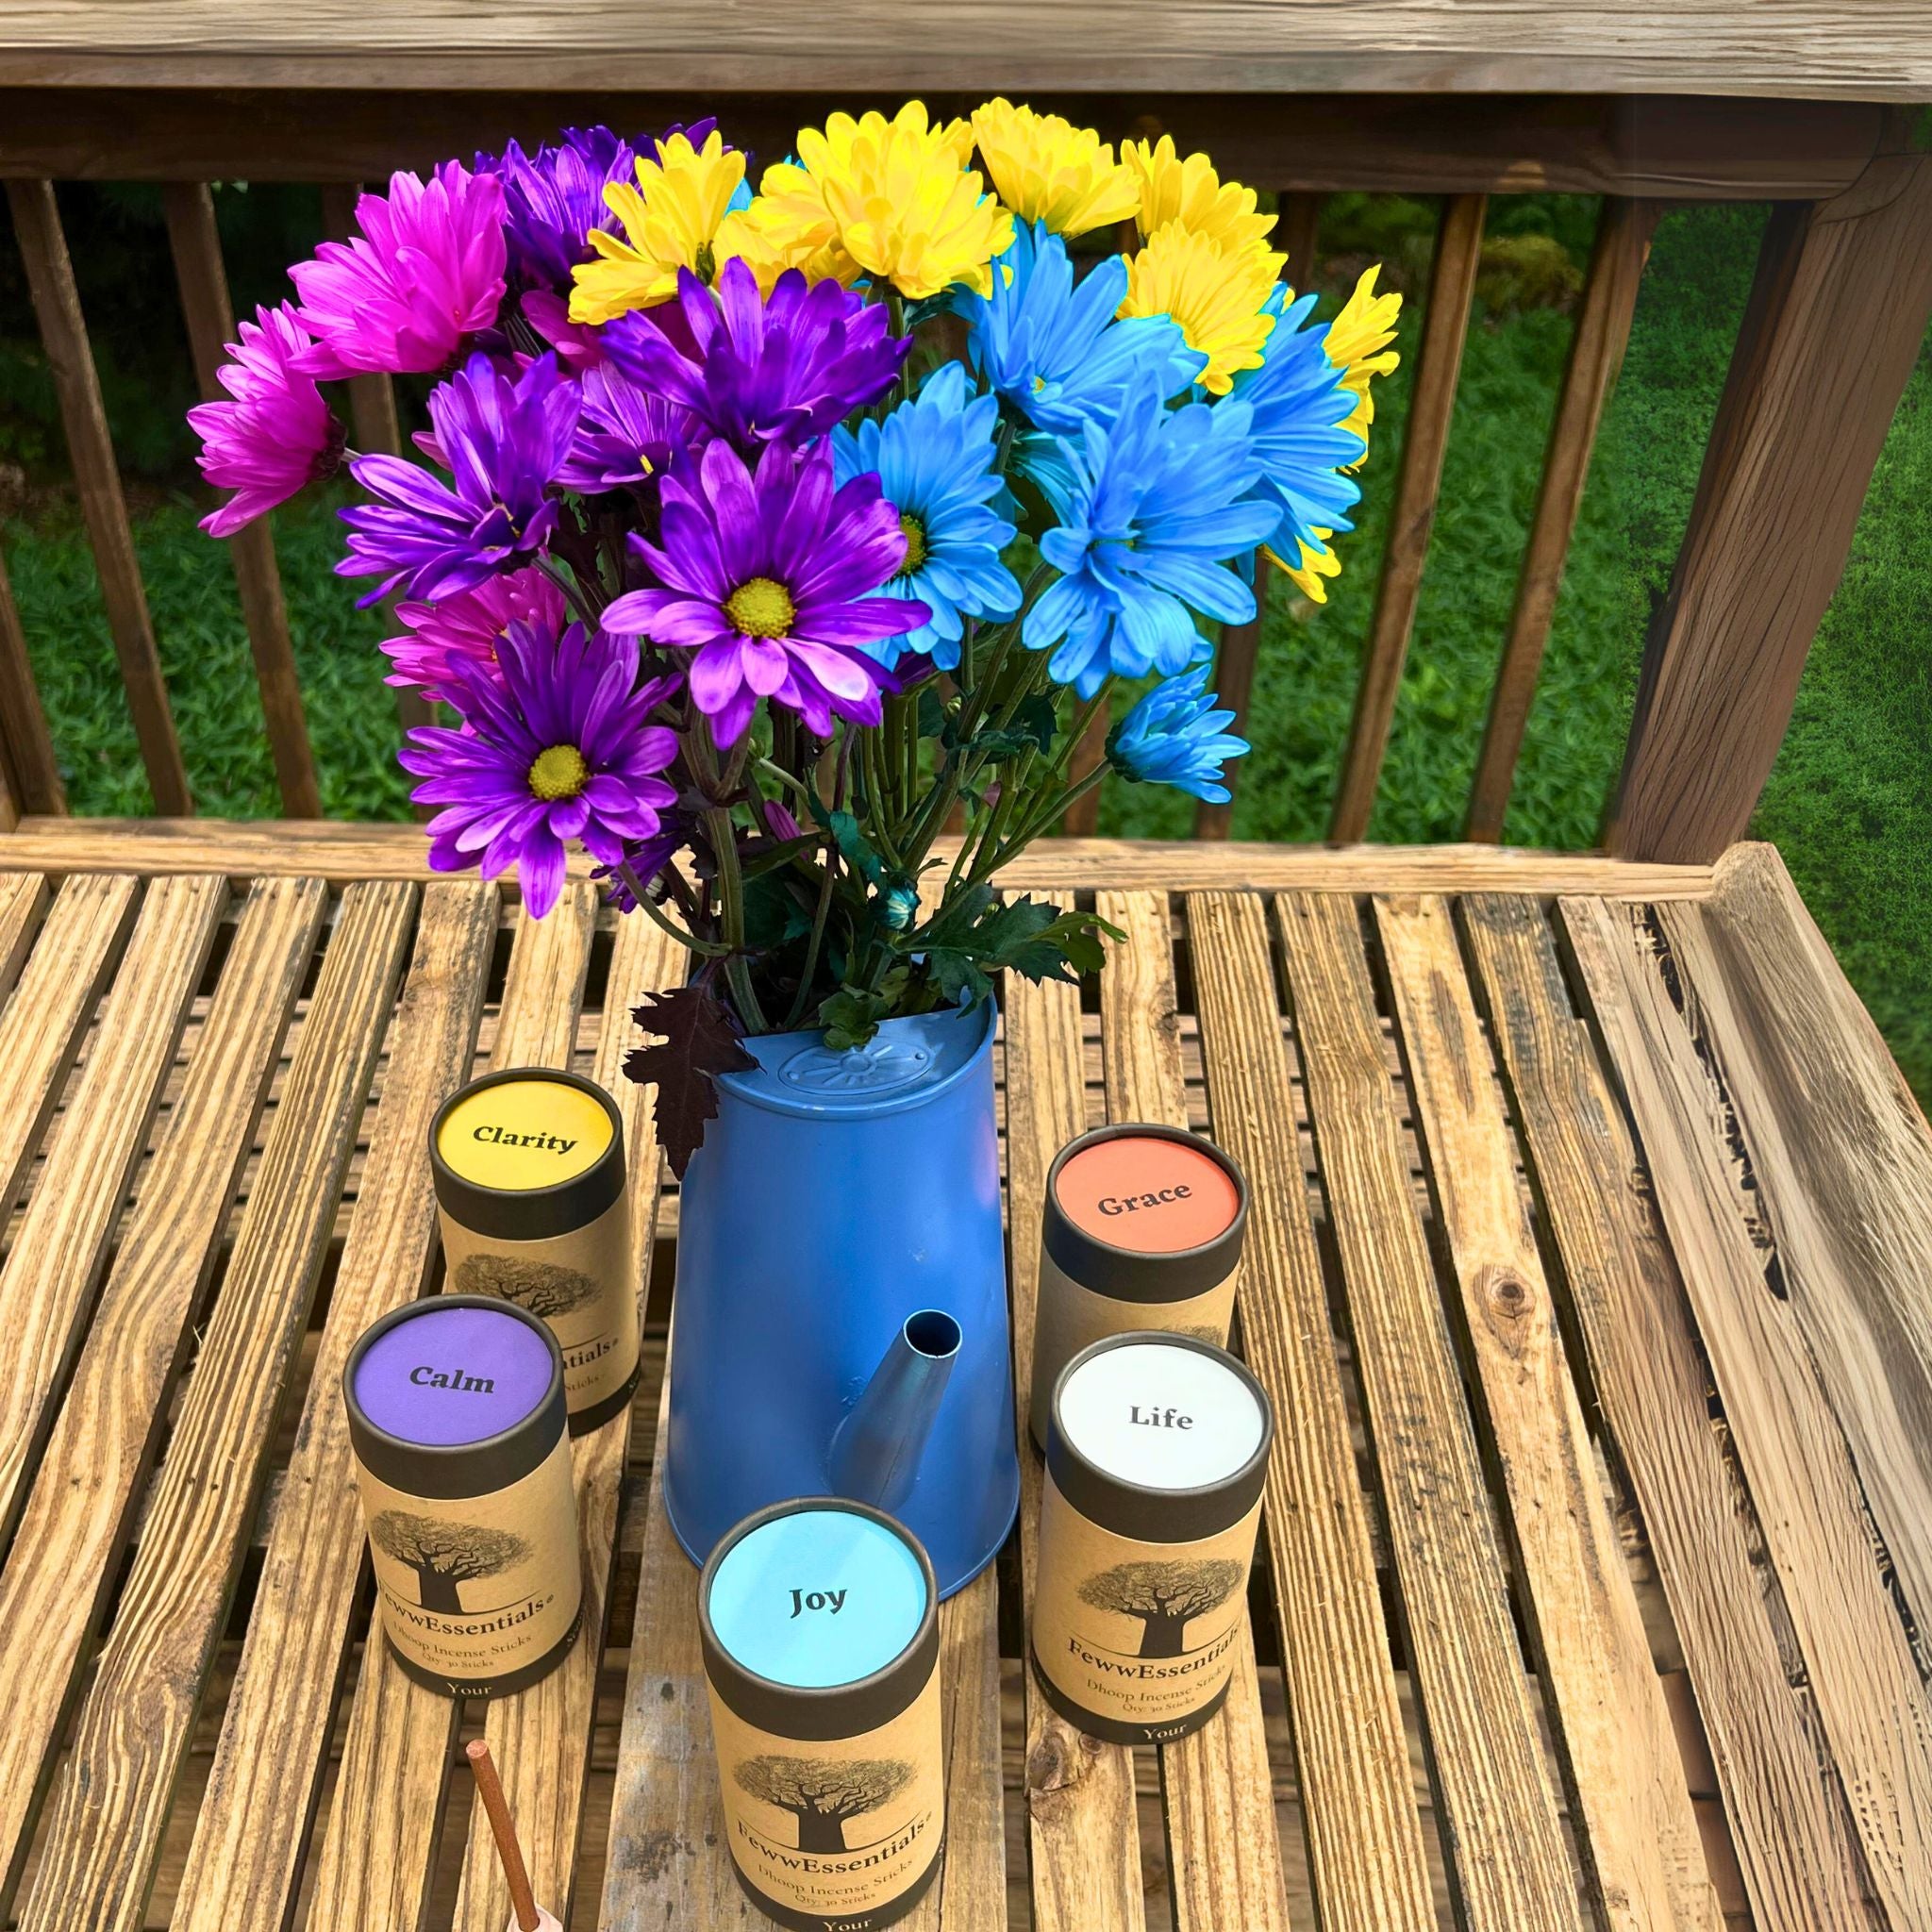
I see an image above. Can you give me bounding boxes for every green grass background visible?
[2,189,1927,1097]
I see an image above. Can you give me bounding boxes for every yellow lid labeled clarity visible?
[437,1075,614,1192]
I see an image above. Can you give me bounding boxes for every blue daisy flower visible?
[1230,285,1367,564]
[831,361,1023,670]
[957,224,1206,440]
[1023,375,1277,697]
[1108,665,1251,804]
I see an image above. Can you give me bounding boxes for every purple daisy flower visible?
[380,565,567,704]
[338,352,580,605]
[602,259,908,456]
[602,439,927,747]
[188,302,344,537]
[487,125,636,291]
[291,163,508,379]
[558,362,699,492]
[400,619,682,918]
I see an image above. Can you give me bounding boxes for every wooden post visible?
[1609,154,1932,863]
[5,180,192,815]
[1194,558,1269,840]
[163,182,322,819]
[0,549,63,816]
[1329,192,1486,843]
[1062,706,1110,837]
[1466,198,1654,841]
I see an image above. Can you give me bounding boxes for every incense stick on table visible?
[466,1738,541,1932]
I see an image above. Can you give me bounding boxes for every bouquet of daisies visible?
[191,101,1398,1165]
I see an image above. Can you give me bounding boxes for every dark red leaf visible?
[624,984,758,1178]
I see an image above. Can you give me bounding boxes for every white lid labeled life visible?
[1048,1334,1274,1541]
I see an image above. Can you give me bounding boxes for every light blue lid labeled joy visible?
[699,1499,939,1741]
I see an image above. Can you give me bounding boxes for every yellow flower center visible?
[725,575,798,639]
[895,512,927,577]
[528,743,590,801]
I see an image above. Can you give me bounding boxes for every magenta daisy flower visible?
[602,439,926,747]
[521,288,608,374]
[400,619,682,918]
[338,352,579,604]
[558,363,699,492]
[188,302,344,537]
[380,565,567,704]
[291,162,508,379]
[602,259,908,456]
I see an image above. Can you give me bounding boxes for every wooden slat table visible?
[0,832,1928,1932]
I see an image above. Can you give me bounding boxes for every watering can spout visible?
[829,1309,962,1515]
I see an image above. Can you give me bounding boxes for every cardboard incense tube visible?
[344,1296,584,1696]
[699,1500,945,1931]
[1032,1332,1273,1744]
[432,1067,639,1431]
[1029,1123,1248,1445]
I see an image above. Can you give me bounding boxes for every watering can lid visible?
[718,996,994,1121]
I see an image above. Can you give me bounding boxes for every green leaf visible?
[916,688,950,739]
[817,966,912,1052]
[827,808,887,890]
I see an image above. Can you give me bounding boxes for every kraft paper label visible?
[1028,1243,1237,1443]
[355,1434,581,1690]
[708,1668,944,1924]
[437,1076,612,1191]
[440,1191,639,1417]
[1032,1473,1259,1740]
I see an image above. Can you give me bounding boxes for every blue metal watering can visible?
[662,997,1020,1596]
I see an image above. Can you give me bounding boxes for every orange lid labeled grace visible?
[1043,1124,1247,1303]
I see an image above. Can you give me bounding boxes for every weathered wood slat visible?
[1659,844,1932,1642]
[0,876,324,1914]
[1459,891,1877,1930]
[1373,893,1714,1928]
[1560,894,1932,1932]
[1329,192,1486,843]
[307,884,598,1929]
[1466,198,1655,842]
[0,871,45,996]
[0,818,1720,898]
[1095,891,1289,1932]
[450,906,681,1930]
[11,880,413,1932]
[1004,893,1146,1932]
[1275,891,1582,1930]
[1187,889,1435,1932]
[3,180,191,815]
[0,552,64,816]
[1610,153,1932,862]
[172,881,496,1932]
[1193,558,1267,842]
[0,870,137,1230]
[161,179,320,819]
[0,874,223,1545]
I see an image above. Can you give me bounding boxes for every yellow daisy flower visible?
[969,98,1141,238]
[1121,224,1285,395]
[1324,266,1403,463]
[1124,135,1276,256]
[735,102,1013,302]
[569,130,748,323]
[1266,531,1343,604]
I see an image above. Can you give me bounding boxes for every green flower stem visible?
[703,802,770,1033]
[754,756,811,804]
[617,862,730,958]
[971,758,1110,884]
[783,854,838,1032]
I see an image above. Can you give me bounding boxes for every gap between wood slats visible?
[1329,192,1486,844]
[1465,199,1655,843]
[3,180,192,815]
[161,180,321,819]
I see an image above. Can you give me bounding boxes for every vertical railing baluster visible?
[1328,192,1486,843]
[0,550,65,816]
[318,183,434,744]
[1465,198,1654,842]
[163,182,323,819]
[5,179,192,815]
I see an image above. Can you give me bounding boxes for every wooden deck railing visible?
[1,92,1927,863]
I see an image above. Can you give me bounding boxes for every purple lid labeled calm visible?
[344,1296,567,1501]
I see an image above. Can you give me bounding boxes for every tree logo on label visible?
[733,1755,915,1854]
[369,1508,533,1614]
[1077,1558,1244,1657]
[457,1252,603,1321]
